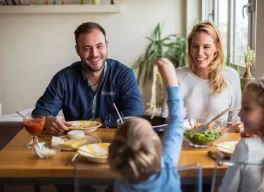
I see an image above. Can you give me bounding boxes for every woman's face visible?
[239,89,264,134]
[190,31,217,70]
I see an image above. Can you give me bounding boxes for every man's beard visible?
[83,58,106,73]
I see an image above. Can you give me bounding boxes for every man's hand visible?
[155,58,178,87]
[44,116,70,135]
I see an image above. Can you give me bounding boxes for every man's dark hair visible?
[74,22,106,44]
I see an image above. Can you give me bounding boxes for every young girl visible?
[219,78,264,192]
[108,58,185,192]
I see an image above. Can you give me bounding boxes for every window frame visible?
[201,0,256,66]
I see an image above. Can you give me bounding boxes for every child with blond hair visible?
[219,78,264,192]
[108,58,184,192]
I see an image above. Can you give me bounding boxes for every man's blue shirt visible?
[32,59,143,127]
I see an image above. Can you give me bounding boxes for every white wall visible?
[0,0,184,114]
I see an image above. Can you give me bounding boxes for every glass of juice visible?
[23,116,45,136]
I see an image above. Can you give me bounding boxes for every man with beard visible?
[32,22,143,135]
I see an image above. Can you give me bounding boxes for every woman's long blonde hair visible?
[108,117,162,184]
[187,21,226,94]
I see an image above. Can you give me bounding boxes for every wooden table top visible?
[0,128,240,179]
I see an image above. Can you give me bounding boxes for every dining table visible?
[0,127,240,187]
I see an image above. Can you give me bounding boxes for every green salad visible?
[184,129,222,145]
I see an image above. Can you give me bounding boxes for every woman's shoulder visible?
[176,66,192,80]
[223,66,240,79]
[223,66,241,87]
[176,66,190,73]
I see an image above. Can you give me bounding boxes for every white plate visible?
[77,143,110,163]
[216,141,238,157]
[67,120,102,133]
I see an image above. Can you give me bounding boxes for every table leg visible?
[34,184,40,192]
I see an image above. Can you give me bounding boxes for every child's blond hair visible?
[108,117,162,183]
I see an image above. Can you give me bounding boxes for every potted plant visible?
[241,47,256,89]
[91,0,100,4]
[133,23,186,116]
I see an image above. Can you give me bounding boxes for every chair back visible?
[211,161,264,192]
[178,163,203,192]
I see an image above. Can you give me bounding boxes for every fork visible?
[196,107,230,132]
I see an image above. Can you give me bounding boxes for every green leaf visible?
[133,23,187,86]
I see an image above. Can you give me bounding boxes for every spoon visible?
[16,110,26,119]
[113,103,124,124]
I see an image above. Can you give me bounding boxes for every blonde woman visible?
[162,21,241,129]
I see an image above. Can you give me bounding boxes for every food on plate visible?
[216,141,238,157]
[194,121,214,130]
[63,138,88,149]
[68,120,101,129]
[51,136,64,148]
[67,120,102,133]
[77,143,110,163]
[184,129,222,145]
[67,130,85,140]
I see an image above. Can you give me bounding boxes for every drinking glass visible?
[23,116,45,145]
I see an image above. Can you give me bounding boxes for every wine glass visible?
[24,116,45,134]
[23,116,58,158]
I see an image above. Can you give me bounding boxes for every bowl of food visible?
[184,119,226,148]
[67,120,102,134]
[77,143,109,163]
[117,116,167,133]
[142,115,167,133]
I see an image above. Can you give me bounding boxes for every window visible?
[202,0,256,66]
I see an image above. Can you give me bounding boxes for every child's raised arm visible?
[155,58,178,87]
[155,57,184,164]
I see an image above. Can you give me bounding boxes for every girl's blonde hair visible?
[244,78,264,141]
[108,117,162,184]
[187,21,226,94]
